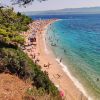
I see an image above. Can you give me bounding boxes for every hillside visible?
[22,7,100,15]
[0,8,61,100]
[0,73,31,100]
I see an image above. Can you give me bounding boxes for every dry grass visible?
[0,73,32,100]
[0,73,61,100]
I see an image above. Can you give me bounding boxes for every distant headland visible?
[22,7,100,15]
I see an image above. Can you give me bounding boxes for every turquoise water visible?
[46,19,100,99]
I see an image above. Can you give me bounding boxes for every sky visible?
[1,0,100,12]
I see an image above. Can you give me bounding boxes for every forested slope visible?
[0,8,61,100]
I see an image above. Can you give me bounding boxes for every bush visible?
[0,8,32,46]
[0,8,61,99]
[0,47,60,97]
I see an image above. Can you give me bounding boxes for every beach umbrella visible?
[59,90,65,97]
[55,84,65,97]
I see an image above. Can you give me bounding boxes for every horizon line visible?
[20,6,100,12]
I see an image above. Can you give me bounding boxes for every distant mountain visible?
[22,7,100,15]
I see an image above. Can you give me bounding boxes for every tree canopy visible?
[12,0,47,5]
[0,0,47,7]
[0,1,62,99]
[0,8,32,45]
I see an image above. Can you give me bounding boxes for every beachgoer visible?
[59,90,65,99]
[33,54,36,59]
[60,58,62,63]
[57,74,61,78]
[47,63,51,68]
[44,64,47,67]
[35,58,40,64]
[64,49,66,53]
[97,78,99,81]
[38,53,40,56]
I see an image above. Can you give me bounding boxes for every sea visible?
[30,14,100,99]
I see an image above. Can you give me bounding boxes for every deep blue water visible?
[30,14,100,20]
[30,14,100,99]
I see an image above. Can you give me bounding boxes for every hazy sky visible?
[1,0,100,12]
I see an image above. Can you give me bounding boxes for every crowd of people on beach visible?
[19,18,90,100]
[21,19,56,64]
[20,19,65,99]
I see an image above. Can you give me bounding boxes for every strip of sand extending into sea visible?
[22,19,90,100]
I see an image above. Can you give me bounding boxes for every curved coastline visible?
[24,19,90,100]
[44,19,92,100]
[42,19,61,54]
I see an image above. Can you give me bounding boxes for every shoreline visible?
[23,19,89,100]
[44,20,92,100]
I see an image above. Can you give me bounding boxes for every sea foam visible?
[56,58,92,100]
[42,33,49,54]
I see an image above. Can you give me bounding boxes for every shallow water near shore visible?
[30,14,100,99]
[45,17,100,99]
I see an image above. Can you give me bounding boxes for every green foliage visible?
[0,28,7,36]
[11,35,24,44]
[11,0,47,5]
[26,87,45,96]
[0,7,61,100]
[0,8,32,45]
[33,69,59,95]
[0,47,60,98]
[25,87,61,100]
[17,12,21,16]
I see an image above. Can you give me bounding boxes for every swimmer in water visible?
[60,58,62,63]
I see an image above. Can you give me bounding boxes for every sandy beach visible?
[22,19,88,100]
